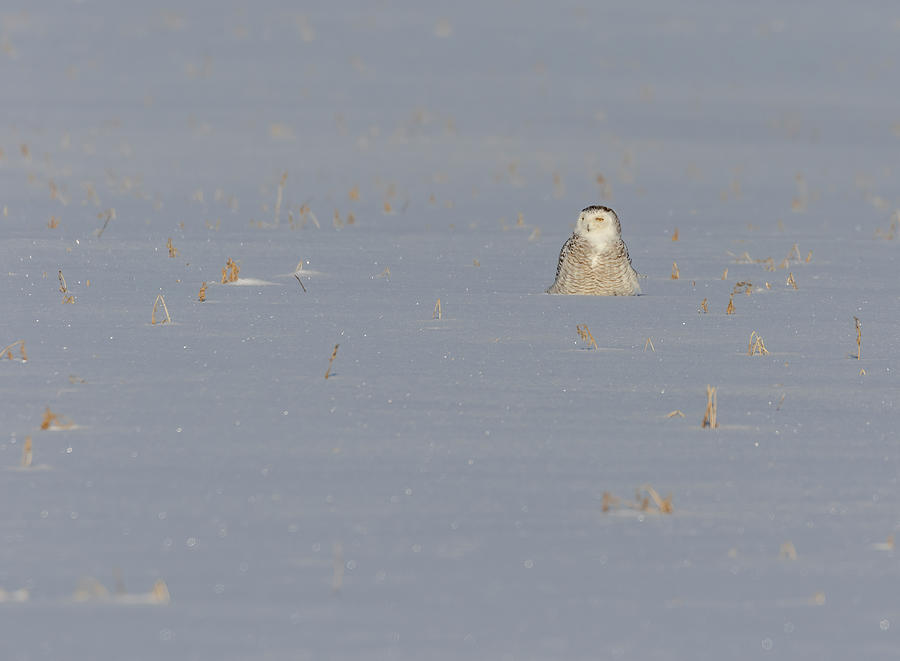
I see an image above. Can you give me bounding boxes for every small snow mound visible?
[274,270,324,278]
[227,278,280,286]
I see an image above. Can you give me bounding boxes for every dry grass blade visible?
[666,410,685,418]
[58,270,75,303]
[167,237,177,258]
[643,337,655,352]
[151,579,171,605]
[854,316,861,360]
[40,406,70,430]
[324,344,339,379]
[198,282,208,302]
[293,273,307,292]
[71,576,171,605]
[642,484,674,514]
[96,208,115,237]
[702,385,718,429]
[726,295,735,315]
[779,541,798,561]
[602,486,673,515]
[576,324,598,349]
[1,339,27,362]
[433,298,442,320]
[21,437,32,468]
[721,268,728,280]
[700,298,709,313]
[601,491,618,513]
[671,227,679,241]
[221,258,240,283]
[786,272,797,289]
[748,331,769,356]
[732,281,752,295]
[151,295,171,325]
[671,261,680,280]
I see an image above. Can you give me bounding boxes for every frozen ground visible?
[2,2,900,659]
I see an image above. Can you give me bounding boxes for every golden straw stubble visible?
[221,258,239,283]
[702,385,718,429]
[41,407,60,430]
[601,485,673,515]
[21,437,32,468]
[576,324,598,349]
[748,331,769,356]
[1,339,27,361]
[324,344,339,379]
[151,295,171,325]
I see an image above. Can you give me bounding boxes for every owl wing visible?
[606,238,641,295]
[548,233,592,293]
[554,233,583,281]
[618,237,636,271]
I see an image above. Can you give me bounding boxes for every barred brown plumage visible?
[547,206,640,296]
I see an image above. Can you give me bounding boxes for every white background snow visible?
[2,2,900,659]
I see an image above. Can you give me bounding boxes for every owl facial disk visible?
[576,207,619,246]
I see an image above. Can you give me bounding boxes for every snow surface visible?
[2,2,900,659]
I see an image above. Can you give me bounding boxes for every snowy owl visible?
[547,205,640,295]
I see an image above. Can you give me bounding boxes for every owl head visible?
[575,205,622,247]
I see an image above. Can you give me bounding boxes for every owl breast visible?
[547,234,640,296]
